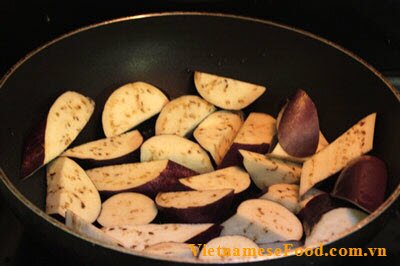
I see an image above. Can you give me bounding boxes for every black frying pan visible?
[0,12,399,265]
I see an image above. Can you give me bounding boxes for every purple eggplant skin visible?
[156,191,235,223]
[217,143,270,169]
[100,161,197,199]
[185,224,223,245]
[20,118,46,178]
[332,155,388,213]
[297,193,337,236]
[278,89,319,157]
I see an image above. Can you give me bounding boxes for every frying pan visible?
[0,12,399,265]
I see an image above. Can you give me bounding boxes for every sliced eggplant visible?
[194,71,266,110]
[297,193,337,236]
[298,188,324,210]
[194,110,244,165]
[21,91,95,178]
[102,82,169,137]
[198,235,260,262]
[305,207,367,247]
[140,135,214,173]
[97,192,157,227]
[332,155,388,213]
[143,242,198,259]
[300,113,376,197]
[62,130,143,167]
[179,166,250,194]
[155,95,216,137]
[46,157,101,223]
[102,223,220,250]
[270,132,329,163]
[277,89,319,157]
[155,189,234,223]
[240,150,301,190]
[221,199,303,243]
[86,160,196,198]
[260,184,300,213]
[65,210,121,246]
[219,112,276,169]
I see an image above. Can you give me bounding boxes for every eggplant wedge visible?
[277,89,320,157]
[143,242,198,259]
[65,210,121,246]
[102,82,169,137]
[305,207,367,247]
[240,150,301,190]
[155,189,234,223]
[270,132,329,163]
[221,199,303,243]
[194,110,243,165]
[46,157,101,223]
[21,91,95,178]
[155,95,216,137]
[219,112,276,169]
[300,113,376,197]
[97,192,158,227]
[198,235,260,262]
[141,135,214,173]
[179,166,250,194]
[102,223,221,250]
[298,188,324,209]
[332,155,387,213]
[62,130,143,167]
[260,184,300,213]
[86,160,197,198]
[297,193,338,236]
[194,71,266,110]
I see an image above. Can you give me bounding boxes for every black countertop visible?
[0,1,399,265]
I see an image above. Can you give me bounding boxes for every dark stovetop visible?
[0,1,399,265]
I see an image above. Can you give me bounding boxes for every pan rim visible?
[0,11,399,264]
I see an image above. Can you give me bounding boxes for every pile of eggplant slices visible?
[21,71,387,262]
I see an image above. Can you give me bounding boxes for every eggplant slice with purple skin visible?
[194,110,244,166]
[221,199,303,243]
[305,207,367,247]
[218,112,276,169]
[300,113,376,197]
[46,157,101,223]
[270,131,329,163]
[21,91,95,178]
[277,89,320,158]
[155,95,216,137]
[297,193,338,236]
[96,192,158,227]
[178,166,250,194]
[102,223,222,251]
[332,155,388,213]
[155,189,234,223]
[102,82,169,137]
[194,71,266,110]
[61,130,143,168]
[140,134,214,174]
[86,160,197,198]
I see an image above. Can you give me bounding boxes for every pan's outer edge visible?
[0,12,399,264]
